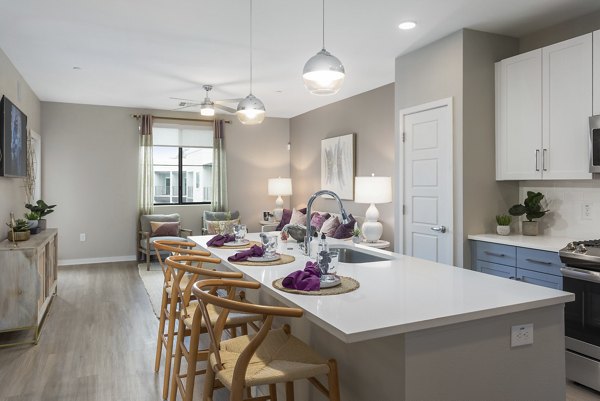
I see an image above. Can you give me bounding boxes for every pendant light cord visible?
[322,0,325,50]
[250,0,253,94]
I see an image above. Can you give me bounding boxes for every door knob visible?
[430,226,447,233]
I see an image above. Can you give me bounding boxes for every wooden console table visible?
[0,228,58,347]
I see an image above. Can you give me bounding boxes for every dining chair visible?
[165,256,262,401]
[188,278,341,401]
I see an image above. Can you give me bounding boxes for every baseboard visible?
[58,255,137,266]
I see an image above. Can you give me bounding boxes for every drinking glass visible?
[234,224,247,243]
[262,234,278,258]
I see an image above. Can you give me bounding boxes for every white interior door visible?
[401,101,453,264]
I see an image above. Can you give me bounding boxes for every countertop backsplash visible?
[518,179,600,238]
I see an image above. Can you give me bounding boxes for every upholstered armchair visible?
[138,213,192,270]
[202,210,241,235]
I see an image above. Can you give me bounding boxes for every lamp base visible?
[362,203,383,242]
[273,208,283,222]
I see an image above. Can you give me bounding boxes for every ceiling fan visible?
[170,85,241,116]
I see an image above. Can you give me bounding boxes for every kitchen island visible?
[190,234,574,401]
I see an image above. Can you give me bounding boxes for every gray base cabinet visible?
[0,229,58,346]
[471,240,562,290]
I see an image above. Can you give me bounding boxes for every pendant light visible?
[237,0,266,125]
[302,0,345,95]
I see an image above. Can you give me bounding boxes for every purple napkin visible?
[207,234,235,247]
[228,245,264,262]
[282,261,321,291]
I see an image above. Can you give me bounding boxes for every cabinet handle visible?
[525,258,552,265]
[542,148,548,171]
[509,276,515,280]
[484,251,505,257]
[535,149,540,171]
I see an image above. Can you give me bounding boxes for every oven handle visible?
[561,267,600,283]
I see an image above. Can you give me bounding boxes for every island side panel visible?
[404,304,565,401]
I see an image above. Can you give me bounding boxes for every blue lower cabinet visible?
[476,260,516,279]
[516,268,563,290]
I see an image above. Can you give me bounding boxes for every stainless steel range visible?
[559,240,600,392]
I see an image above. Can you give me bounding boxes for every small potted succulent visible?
[508,191,549,236]
[352,227,362,244]
[7,218,31,242]
[25,211,40,231]
[495,215,511,236]
[25,200,56,230]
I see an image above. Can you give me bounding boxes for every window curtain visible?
[138,115,154,217]
[212,119,228,212]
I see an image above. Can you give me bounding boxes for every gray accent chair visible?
[138,213,192,270]
[202,210,240,234]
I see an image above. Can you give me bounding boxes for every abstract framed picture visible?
[321,133,355,200]
[0,96,28,177]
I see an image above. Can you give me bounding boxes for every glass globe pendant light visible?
[237,0,266,125]
[302,0,345,95]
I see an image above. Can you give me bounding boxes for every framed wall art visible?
[320,133,355,200]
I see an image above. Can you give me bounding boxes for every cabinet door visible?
[475,260,516,279]
[516,268,562,290]
[542,33,593,180]
[594,30,600,116]
[496,49,543,180]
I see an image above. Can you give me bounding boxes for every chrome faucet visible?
[303,190,349,255]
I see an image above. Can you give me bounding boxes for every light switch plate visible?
[511,323,533,347]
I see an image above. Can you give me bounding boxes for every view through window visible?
[152,123,213,205]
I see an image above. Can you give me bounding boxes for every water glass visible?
[262,234,278,258]
[233,224,247,243]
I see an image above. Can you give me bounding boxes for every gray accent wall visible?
[0,47,41,240]
[41,102,290,263]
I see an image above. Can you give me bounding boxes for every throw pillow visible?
[310,212,331,232]
[150,221,180,237]
[275,208,292,231]
[333,214,357,239]
[320,215,340,237]
[289,208,306,226]
[206,218,240,235]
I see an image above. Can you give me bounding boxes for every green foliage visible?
[25,199,56,218]
[352,227,361,237]
[508,191,548,222]
[25,211,40,220]
[7,218,30,232]
[495,214,512,226]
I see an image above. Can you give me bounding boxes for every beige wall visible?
[0,47,41,240]
[41,102,290,263]
[289,84,395,246]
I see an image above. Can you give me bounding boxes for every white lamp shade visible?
[302,49,345,96]
[354,176,392,204]
[268,178,293,196]
[236,94,266,125]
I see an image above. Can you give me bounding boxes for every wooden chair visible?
[138,213,193,270]
[189,278,341,401]
[166,256,261,401]
[153,240,213,400]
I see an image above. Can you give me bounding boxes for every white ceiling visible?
[0,0,599,118]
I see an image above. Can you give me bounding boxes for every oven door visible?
[562,267,600,348]
[590,115,600,173]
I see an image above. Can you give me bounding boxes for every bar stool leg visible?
[269,384,278,401]
[327,359,341,401]
[154,291,168,372]
[170,315,185,401]
[285,382,294,401]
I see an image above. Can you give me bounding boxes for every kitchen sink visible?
[330,247,390,264]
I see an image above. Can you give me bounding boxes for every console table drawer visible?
[475,242,516,266]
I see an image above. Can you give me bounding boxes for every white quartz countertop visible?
[190,234,574,343]
[468,233,577,252]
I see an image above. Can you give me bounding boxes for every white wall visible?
[41,102,290,263]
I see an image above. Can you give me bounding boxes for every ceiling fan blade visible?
[172,104,199,111]
[215,104,237,114]
[215,98,244,104]
[169,96,203,102]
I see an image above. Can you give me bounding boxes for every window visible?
[152,123,213,205]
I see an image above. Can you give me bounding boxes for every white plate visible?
[247,254,281,262]
[223,239,250,247]
[320,275,341,288]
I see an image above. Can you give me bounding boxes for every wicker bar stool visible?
[188,278,341,401]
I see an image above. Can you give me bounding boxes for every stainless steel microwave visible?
[591,115,600,173]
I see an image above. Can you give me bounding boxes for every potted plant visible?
[25,211,40,231]
[495,215,511,236]
[6,218,31,242]
[352,227,362,244]
[508,191,549,236]
[25,200,56,230]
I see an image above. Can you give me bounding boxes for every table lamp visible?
[355,174,392,242]
[268,177,293,221]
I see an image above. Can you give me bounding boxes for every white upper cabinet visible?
[594,30,600,116]
[542,34,593,180]
[496,33,593,181]
[495,49,542,180]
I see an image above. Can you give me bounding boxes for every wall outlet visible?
[582,203,593,220]
[511,323,534,347]
[80,233,86,242]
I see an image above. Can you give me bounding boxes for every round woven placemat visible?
[210,240,261,250]
[232,254,296,266]
[272,276,360,296]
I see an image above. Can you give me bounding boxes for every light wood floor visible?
[0,261,598,401]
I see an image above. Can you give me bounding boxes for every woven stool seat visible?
[183,301,261,329]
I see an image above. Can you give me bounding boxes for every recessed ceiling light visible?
[398,21,417,30]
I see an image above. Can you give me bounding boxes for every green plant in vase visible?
[495,215,512,236]
[352,227,362,244]
[6,218,31,242]
[25,199,56,230]
[25,211,40,231]
[508,191,548,236]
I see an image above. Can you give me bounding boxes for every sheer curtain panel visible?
[138,115,154,216]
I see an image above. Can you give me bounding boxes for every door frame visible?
[396,97,453,257]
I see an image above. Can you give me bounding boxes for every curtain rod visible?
[130,114,231,124]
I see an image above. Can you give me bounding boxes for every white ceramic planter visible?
[522,221,539,236]
[496,225,510,236]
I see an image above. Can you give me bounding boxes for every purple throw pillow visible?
[150,221,180,237]
[310,212,331,231]
[275,208,292,231]
[333,214,356,239]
